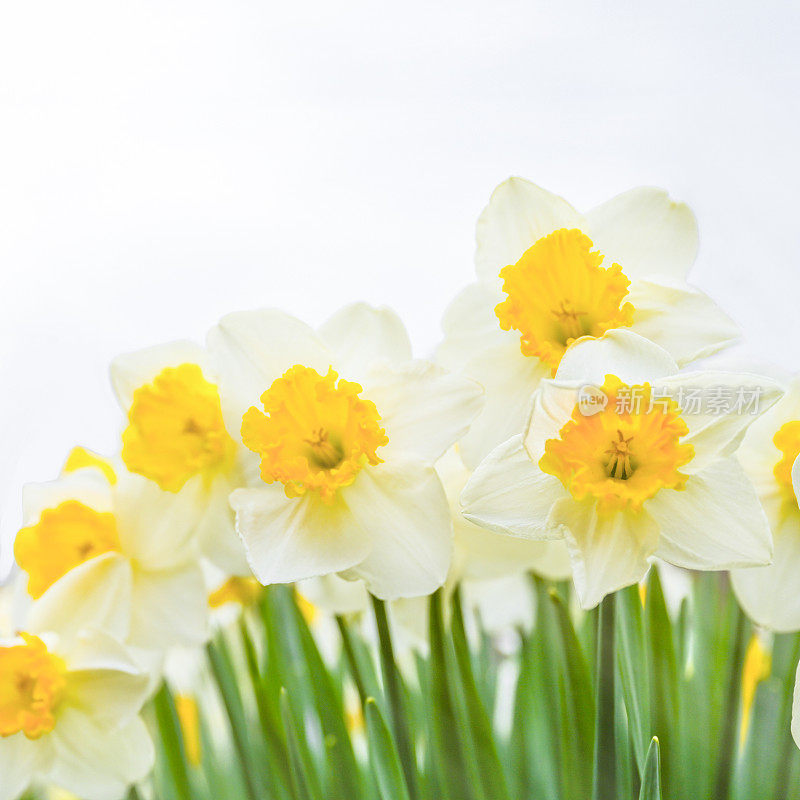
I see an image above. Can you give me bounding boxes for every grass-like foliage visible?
[147,572,800,800]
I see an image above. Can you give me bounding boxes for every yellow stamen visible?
[15,501,121,599]
[241,365,387,502]
[540,375,694,512]
[495,229,635,374]
[0,634,66,739]
[122,363,236,492]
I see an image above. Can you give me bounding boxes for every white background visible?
[1,0,799,574]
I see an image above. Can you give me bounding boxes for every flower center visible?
[0,634,66,739]
[495,229,635,374]
[539,375,694,512]
[14,501,121,599]
[241,365,388,502]
[122,363,236,492]
[773,420,800,501]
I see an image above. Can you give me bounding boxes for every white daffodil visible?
[14,454,208,651]
[206,302,484,600]
[438,177,740,469]
[730,378,800,632]
[110,341,250,576]
[0,628,153,800]
[462,329,780,609]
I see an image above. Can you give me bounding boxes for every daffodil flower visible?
[0,628,153,800]
[461,330,780,608]
[206,303,484,600]
[438,177,740,469]
[731,379,800,631]
[110,341,250,576]
[14,457,208,650]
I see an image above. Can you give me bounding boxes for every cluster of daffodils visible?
[3,176,800,800]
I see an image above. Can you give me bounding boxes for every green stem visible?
[205,640,262,800]
[712,607,747,800]
[152,683,193,800]
[336,614,369,704]
[593,592,617,800]
[371,595,420,800]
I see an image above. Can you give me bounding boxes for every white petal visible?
[523,381,583,462]
[475,177,584,284]
[62,630,150,728]
[793,456,800,509]
[114,472,202,571]
[0,733,39,800]
[551,499,658,609]
[110,340,209,410]
[194,474,251,576]
[319,303,412,383]
[206,309,331,432]
[732,511,800,632]
[461,435,566,541]
[627,278,739,366]
[230,486,372,585]
[585,187,698,281]
[343,458,453,600]
[792,662,800,750]
[364,360,484,463]
[22,471,113,525]
[48,712,154,800]
[436,282,506,370]
[128,563,209,650]
[649,458,772,570]
[658,371,784,471]
[27,553,133,644]
[458,337,550,469]
[555,329,678,385]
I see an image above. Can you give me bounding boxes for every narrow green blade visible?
[639,737,662,800]
[365,698,413,800]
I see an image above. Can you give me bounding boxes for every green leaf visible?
[451,587,512,800]
[283,590,363,799]
[616,584,651,770]
[638,737,662,800]
[365,698,413,800]
[428,589,481,800]
[371,595,421,800]
[237,615,294,796]
[152,683,194,800]
[205,637,263,800]
[644,568,679,792]
[593,593,617,800]
[550,589,595,798]
[280,689,316,800]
